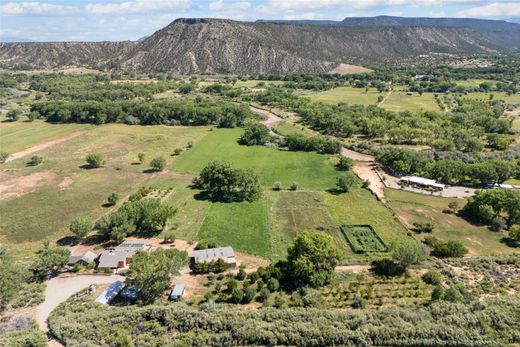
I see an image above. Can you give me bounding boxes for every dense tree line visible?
[30,99,252,126]
[284,133,341,154]
[463,189,520,228]
[49,296,520,346]
[377,148,516,185]
[27,73,183,101]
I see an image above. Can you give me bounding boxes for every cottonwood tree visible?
[286,230,341,288]
[238,123,271,146]
[69,216,92,241]
[30,241,70,280]
[195,161,262,202]
[126,249,187,303]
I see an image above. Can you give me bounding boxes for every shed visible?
[95,280,126,305]
[68,251,98,266]
[399,176,445,191]
[169,284,185,301]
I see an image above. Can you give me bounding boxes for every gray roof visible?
[98,241,149,268]
[193,246,235,264]
[98,249,129,268]
[95,281,125,304]
[68,251,98,265]
[170,284,185,297]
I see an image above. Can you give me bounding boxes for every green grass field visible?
[173,128,339,190]
[324,188,412,261]
[300,87,381,106]
[385,189,518,256]
[380,92,441,113]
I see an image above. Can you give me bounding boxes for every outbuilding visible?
[169,284,186,301]
[68,251,98,266]
[191,246,236,268]
[398,176,445,191]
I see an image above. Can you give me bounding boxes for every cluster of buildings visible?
[69,241,237,305]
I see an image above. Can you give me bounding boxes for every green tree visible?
[69,215,92,241]
[286,230,341,288]
[196,161,262,202]
[0,248,30,311]
[85,153,103,168]
[150,156,166,171]
[238,123,272,146]
[391,241,425,271]
[126,249,187,304]
[336,172,357,193]
[6,109,21,121]
[509,225,520,242]
[30,241,70,280]
[337,156,353,170]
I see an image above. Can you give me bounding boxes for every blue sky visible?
[1,0,519,41]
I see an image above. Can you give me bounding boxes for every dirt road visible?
[250,106,283,129]
[352,162,386,201]
[5,131,84,163]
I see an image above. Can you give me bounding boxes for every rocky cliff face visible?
[0,18,517,74]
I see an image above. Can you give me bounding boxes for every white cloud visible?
[85,0,191,14]
[0,1,77,16]
[458,2,520,17]
[266,0,494,10]
[209,0,251,11]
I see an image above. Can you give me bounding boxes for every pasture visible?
[463,92,520,104]
[173,128,339,190]
[385,189,517,256]
[300,87,381,106]
[0,121,209,249]
[380,92,441,113]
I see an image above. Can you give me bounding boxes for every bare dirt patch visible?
[5,131,84,163]
[0,171,57,200]
[58,176,74,190]
[341,147,374,162]
[352,162,385,201]
[329,63,373,74]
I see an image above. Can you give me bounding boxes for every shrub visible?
[413,221,434,233]
[424,236,468,258]
[337,156,353,170]
[267,278,280,292]
[352,296,366,309]
[239,123,272,146]
[150,156,166,171]
[137,153,145,163]
[0,152,8,163]
[509,224,520,242]
[290,181,299,191]
[69,215,92,240]
[162,231,175,244]
[195,239,218,250]
[173,148,183,156]
[85,153,103,168]
[106,193,119,206]
[273,181,282,191]
[258,287,271,302]
[490,216,506,232]
[336,172,357,193]
[274,295,286,309]
[29,155,43,166]
[422,270,442,286]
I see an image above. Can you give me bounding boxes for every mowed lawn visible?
[385,189,518,256]
[300,87,381,106]
[0,122,210,248]
[381,92,441,113]
[173,128,339,190]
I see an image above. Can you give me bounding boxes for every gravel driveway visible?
[37,274,123,331]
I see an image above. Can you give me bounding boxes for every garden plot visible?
[340,224,388,254]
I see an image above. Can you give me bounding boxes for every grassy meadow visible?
[300,87,381,106]
[380,92,440,113]
[385,189,517,256]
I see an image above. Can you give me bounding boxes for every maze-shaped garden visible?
[340,224,388,254]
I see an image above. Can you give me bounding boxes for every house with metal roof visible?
[191,246,236,267]
[169,284,186,301]
[95,280,126,305]
[68,250,98,266]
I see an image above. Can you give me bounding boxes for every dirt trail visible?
[352,162,386,201]
[377,82,392,107]
[341,147,374,162]
[5,131,84,163]
[250,106,283,129]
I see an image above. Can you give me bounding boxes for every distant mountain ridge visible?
[1,16,519,74]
